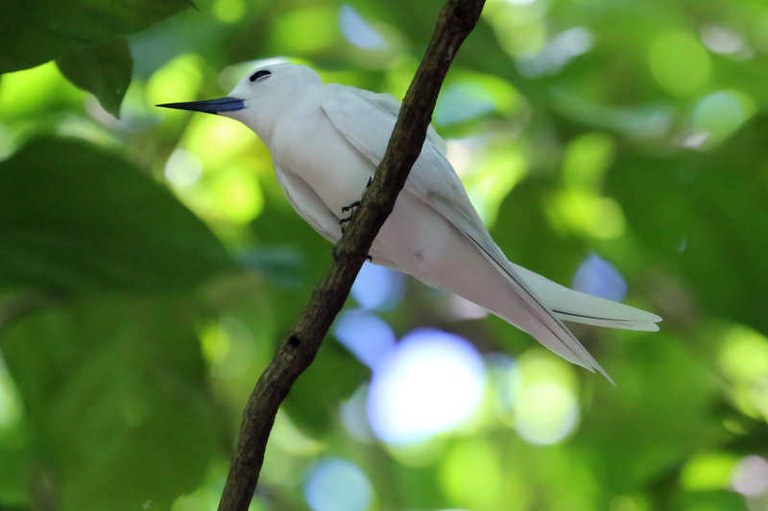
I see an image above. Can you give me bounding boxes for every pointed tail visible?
[511,263,662,331]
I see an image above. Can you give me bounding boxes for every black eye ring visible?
[249,69,271,82]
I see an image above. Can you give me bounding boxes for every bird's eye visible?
[249,69,271,82]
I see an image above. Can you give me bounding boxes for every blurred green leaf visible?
[608,117,768,334]
[0,296,218,511]
[0,0,190,73]
[580,333,724,494]
[56,39,132,118]
[0,431,29,509]
[284,342,367,437]
[492,181,585,283]
[673,490,748,511]
[0,137,233,294]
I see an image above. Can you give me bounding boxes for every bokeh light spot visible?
[0,357,21,429]
[334,309,396,370]
[273,7,337,54]
[732,455,768,497]
[367,329,485,445]
[457,139,526,224]
[439,439,503,510]
[182,114,254,168]
[648,31,711,97]
[562,132,616,190]
[200,317,256,379]
[573,253,628,302]
[718,325,768,420]
[435,83,496,125]
[517,27,594,77]
[485,0,547,57]
[691,90,754,146]
[212,0,245,24]
[549,190,626,239]
[700,25,747,56]
[164,148,203,189]
[351,262,405,311]
[207,166,263,224]
[512,353,580,445]
[304,458,373,511]
[514,381,579,445]
[719,325,768,383]
[340,386,373,441]
[681,452,739,490]
[147,54,203,108]
[339,5,386,50]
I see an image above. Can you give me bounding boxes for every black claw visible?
[339,180,372,228]
[341,200,361,213]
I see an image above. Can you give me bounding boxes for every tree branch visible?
[217,1,486,509]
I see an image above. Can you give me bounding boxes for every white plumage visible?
[160,62,662,380]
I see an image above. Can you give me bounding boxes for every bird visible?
[158,62,661,381]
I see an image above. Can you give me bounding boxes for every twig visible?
[217,1,486,509]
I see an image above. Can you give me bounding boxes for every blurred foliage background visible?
[1,0,767,510]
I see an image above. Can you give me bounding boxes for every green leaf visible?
[0,296,218,511]
[607,117,768,334]
[0,137,233,294]
[56,39,132,118]
[284,342,367,437]
[0,429,29,509]
[578,333,722,494]
[0,0,190,73]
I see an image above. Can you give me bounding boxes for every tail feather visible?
[511,263,662,331]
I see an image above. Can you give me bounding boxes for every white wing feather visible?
[274,164,342,243]
[321,84,656,379]
[321,84,660,327]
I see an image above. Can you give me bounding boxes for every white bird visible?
[159,62,661,380]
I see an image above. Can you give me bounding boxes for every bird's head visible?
[157,62,322,139]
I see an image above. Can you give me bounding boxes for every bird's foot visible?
[340,200,361,214]
[339,200,361,234]
[338,177,373,232]
[332,245,373,262]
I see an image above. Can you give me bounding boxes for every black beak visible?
[156,96,245,114]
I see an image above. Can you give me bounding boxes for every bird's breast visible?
[270,109,375,216]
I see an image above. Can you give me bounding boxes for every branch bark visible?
[217,1,486,509]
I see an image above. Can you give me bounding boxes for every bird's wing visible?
[331,86,449,155]
[274,164,342,244]
[320,85,660,327]
[274,164,400,268]
[320,84,611,378]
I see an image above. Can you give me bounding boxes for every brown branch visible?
[217,1,486,509]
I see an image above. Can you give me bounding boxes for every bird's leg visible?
[338,176,374,232]
[338,203,359,233]
[336,176,375,262]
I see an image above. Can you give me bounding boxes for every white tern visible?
[159,62,661,380]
